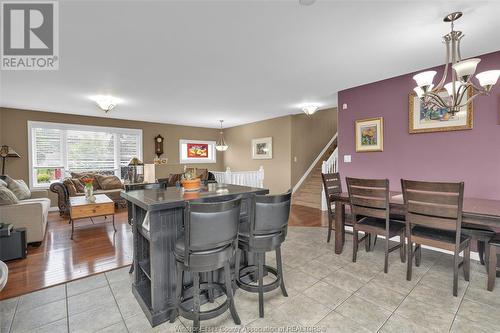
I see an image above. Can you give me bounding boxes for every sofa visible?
[50,171,126,216]
[0,188,50,244]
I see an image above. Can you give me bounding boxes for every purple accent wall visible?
[338,50,500,200]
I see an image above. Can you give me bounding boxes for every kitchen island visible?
[121,184,268,327]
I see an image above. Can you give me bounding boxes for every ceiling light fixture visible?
[90,95,122,113]
[215,120,229,152]
[299,0,316,6]
[302,104,320,115]
[413,12,500,116]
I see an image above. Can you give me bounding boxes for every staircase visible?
[292,139,337,210]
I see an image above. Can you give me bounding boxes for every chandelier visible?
[413,12,500,116]
[215,120,228,151]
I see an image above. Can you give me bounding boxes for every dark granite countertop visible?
[121,184,269,211]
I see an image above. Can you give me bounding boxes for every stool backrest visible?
[401,179,464,233]
[251,190,292,236]
[184,198,241,253]
[346,177,390,222]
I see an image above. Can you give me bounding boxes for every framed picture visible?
[187,143,208,158]
[409,88,473,134]
[179,139,216,164]
[251,137,273,159]
[355,117,383,152]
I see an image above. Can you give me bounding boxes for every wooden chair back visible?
[346,177,390,222]
[401,179,464,233]
[321,172,342,215]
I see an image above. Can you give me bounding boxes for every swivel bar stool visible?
[173,198,242,332]
[235,191,292,318]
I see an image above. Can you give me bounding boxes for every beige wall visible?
[290,108,337,186]
[0,107,223,206]
[0,107,338,203]
[223,116,292,194]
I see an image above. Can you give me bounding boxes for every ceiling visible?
[1,0,500,128]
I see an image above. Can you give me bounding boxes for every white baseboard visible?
[49,207,59,212]
[343,226,481,262]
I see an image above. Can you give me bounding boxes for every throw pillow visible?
[5,176,31,200]
[71,178,85,193]
[0,178,6,187]
[70,172,99,190]
[63,178,78,196]
[95,175,123,190]
[0,186,19,205]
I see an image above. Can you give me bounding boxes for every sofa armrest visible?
[30,189,48,199]
[0,200,49,243]
[49,182,69,216]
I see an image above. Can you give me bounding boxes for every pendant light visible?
[215,120,229,151]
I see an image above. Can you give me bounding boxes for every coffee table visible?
[69,194,115,240]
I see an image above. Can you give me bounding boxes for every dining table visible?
[333,191,500,255]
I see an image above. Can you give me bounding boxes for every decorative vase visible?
[84,185,93,200]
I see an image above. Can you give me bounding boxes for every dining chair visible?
[401,179,470,297]
[487,233,500,291]
[321,172,345,243]
[346,178,406,273]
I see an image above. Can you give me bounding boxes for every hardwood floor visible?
[0,208,132,300]
[0,204,325,300]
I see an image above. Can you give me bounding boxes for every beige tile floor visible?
[1,226,499,333]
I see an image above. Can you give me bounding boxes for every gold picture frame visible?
[409,87,473,134]
[355,117,383,152]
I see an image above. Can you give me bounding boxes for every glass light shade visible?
[90,95,122,112]
[412,71,436,87]
[413,87,424,98]
[302,105,319,115]
[476,70,500,87]
[216,131,228,151]
[444,81,463,96]
[452,58,481,79]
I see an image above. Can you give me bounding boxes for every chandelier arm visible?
[425,92,449,108]
[468,82,488,95]
[454,85,468,107]
[457,91,483,109]
[435,40,451,91]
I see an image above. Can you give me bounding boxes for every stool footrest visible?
[236,265,281,293]
[178,282,230,321]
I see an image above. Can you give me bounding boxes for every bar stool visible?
[487,233,500,291]
[173,198,242,332]
[235,191,292,318]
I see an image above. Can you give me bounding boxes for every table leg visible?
[70,218,74,240]
[335,202,345,254]
[112,215,116,232]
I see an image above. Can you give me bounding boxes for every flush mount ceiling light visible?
[215,120,229,152]
[299,0,316,6]
[89,95,122,113]
[302,104,320,115]
[413,12,500,116]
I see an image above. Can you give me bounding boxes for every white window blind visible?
[28,121,142,188]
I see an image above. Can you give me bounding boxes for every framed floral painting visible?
[408,88,473,134]
[355,117,383,152]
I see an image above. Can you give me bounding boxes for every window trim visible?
[28,121,143,189]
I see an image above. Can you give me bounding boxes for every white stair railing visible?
[321,147,338,211]
[210,166,264,188]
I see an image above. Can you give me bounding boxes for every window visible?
[179,139,216,164]
[28,121,142,188]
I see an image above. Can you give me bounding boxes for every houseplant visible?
[181,168,201,191]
